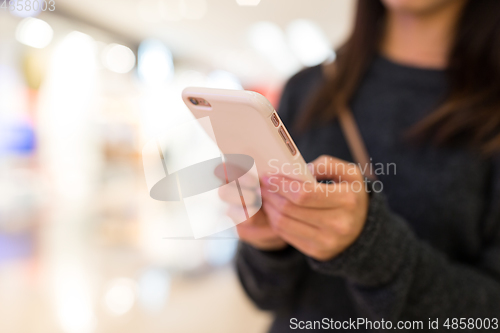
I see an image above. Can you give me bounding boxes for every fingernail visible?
[307,163,314,174]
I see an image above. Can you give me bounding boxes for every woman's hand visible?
[261,155,369,261]
[216,164,287,251]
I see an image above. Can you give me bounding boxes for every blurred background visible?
[0,1,354,332]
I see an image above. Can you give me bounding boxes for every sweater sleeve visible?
[308,179,500,329]
[235,243,308,311]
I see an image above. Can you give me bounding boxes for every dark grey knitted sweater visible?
[236,56,500,332]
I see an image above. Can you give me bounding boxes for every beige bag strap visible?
[321,62,376,180]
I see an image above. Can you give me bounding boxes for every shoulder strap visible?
[321,62,376,180]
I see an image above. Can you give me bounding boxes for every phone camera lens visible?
[189,98,199,105]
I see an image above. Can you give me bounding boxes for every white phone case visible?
[182,87,314,182]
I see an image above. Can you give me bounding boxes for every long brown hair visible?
[300,0,500,154]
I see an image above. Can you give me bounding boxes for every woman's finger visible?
[261,189,340,227]
[263,201,319,241]
[309,155,363,182]
[263,203,342,261]
[262,175,360,208]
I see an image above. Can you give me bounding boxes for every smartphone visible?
[182,87,314,182]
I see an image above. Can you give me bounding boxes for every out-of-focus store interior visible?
[0,1,353,332]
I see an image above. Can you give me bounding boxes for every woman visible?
[224,0,500,331]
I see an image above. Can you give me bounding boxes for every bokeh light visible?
[138,268,171,313]
[102,43,136,74]
[138,39,174,85]
[287,19,335,66]
[247,21,301,76]
[207,70,242,90]
[15,17,53,49]
[104,278,137,316]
